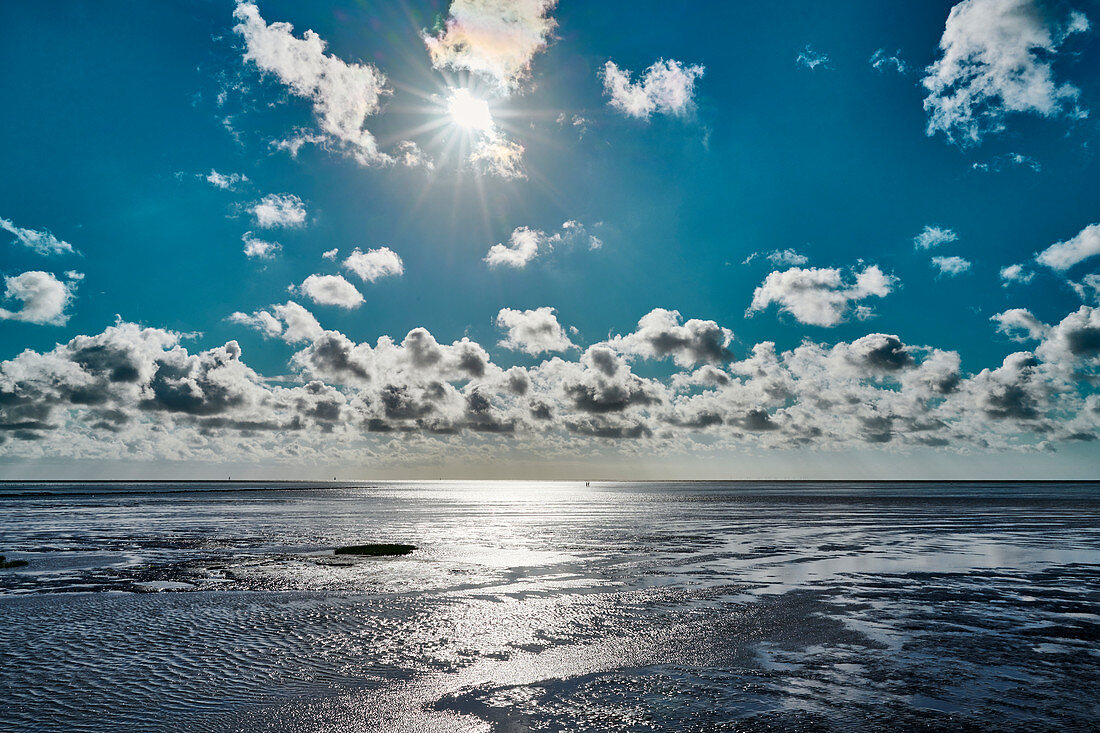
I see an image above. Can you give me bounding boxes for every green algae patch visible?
[334,544,416,557]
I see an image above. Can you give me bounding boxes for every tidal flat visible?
[1,480,1099,732]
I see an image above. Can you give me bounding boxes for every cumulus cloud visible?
[1000,263,1034,285]
[914,225,958,250]
[601,59,705,119]
[423,0,558,93]
[206,169,248,190]
[923,0,1090,145]
[0,217,77,256]
[992,308,1049,341]
[496,307,575,355]
[321,248,338,260]
[484,220,600,268]
[3,303,1098,460]
[796,44,830,70]
[748,265,896,327]
[241,232,281,259]
[233,1,390,165]
[870,49,908,74]
[343,247,404,282]
[931,255,971,276]
[297,274,363,309]
[0,271,74,325]
[1035,223,1100,272]
[251,193,306,228]
[470,134,526,179]
[611,309,733,367]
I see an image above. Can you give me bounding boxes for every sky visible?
[1,0,1099,480]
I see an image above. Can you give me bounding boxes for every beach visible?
[2,481,1099,731]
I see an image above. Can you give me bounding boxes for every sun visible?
[446,88,494,132]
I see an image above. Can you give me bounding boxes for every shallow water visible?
[2,481,1099,731]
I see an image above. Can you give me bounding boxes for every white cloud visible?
[743,249,809,267]
[298,274,363,309]
[470,133,526,179]
[971,152,1041,172]
[748,265,896,327]
[0,217,76,256]
[914,225,958,250]
[251,193,306,228]
[931,255,971,276]
[242,232,281,259]
[3,303,1100,460]
[611,308,733,367]
[393,140,434,170]
[601,59,705,119]
[1000,263,1034,285]
[1035,223,1100,272]
[321,248,338,260]
[0,271,74,325]
[923,0,1090,145]
[231,301,323,343]
[206,169,248,190]
[1070,273,1100,304]
[992,308,1049,341]
[484,221,601,268]
[233,1,390,165]
[796,44,830,70]
[870,49,908,74]
[343,247,404,282]
[496,307,575,355]
[423,0,558,93]
[65,271,84,281]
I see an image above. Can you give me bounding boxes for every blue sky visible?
[1,0,1099,479]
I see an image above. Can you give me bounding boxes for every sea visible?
[1,480,1098,732]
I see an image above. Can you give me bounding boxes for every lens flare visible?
[447,88,494,132]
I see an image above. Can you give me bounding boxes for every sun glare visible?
[447,88,494,132]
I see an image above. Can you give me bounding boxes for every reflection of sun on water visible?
[446,88,494,132]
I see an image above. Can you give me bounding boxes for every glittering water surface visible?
[2,481,1099,732]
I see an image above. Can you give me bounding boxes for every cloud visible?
[1070,273,1100,304]
[321,248,338,261]
[971,152,1041,172]
[743,249,809,267]
[0,271,74,325]
[601,59,705,119]
[470,134,526,179]
[3,304,1098,459]
[992,308,1049,341]
[241,232,281,259]
[230,301,322,343]
[206,169,248,190]
[251,193,306,228]
[923,0,1090,145]
[484,220,600,268]
[1035,223,1100,272]
[796,44,830,70]
[0,217,77,256]
[343,247,404,282]
[914,225,958,250]
[233,1,390,165]
[297,274,363,309]
[393,140,434,170]
[870,49,908,74]
[748,265,897,327]
[1000,263,1034,285]
[423,0,558,93]
[611,308,733,367]
[496,307,575,355]
[931,255,971,276]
